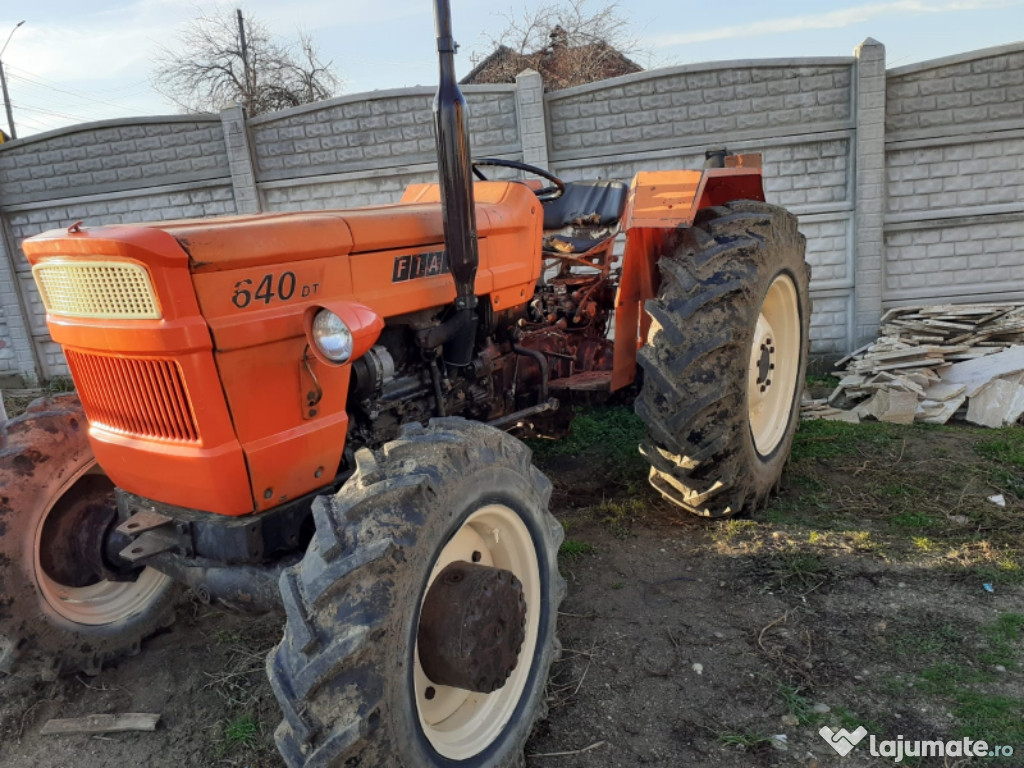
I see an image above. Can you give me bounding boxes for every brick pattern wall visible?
[0,225,37,380]
[802,218,851,284]
[884,42,1024,308]
[546,62,853,160]
[887,136,1024,213]
[886,48,1024,137]
[885,218,1024,301]
[261,169,439,212]
[809,295,852,351]
[249,88,519,183]
[0,118,228,207]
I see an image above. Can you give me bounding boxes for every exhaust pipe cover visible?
[432,0,480,312]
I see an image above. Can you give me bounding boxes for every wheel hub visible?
[38,478,136,587]
[756,339,774,390]
[418,561,527,694]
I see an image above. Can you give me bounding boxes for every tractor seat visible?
[542,180,629,231]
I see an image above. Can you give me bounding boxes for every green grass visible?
[965,557,1024,586]
[529,405,646,470]
[777,684,821,726]
[717,730,770,747]
[592,496,645,538]
[989,466,1024,499]
[558,539,594,559]
[758,548,832,593]
[986,612,1024,642]
[979,612,1024,666]
[890,613,1024,760]
[951,691,1024,747]
[216,713,260,756]
[45,375,75,394]
[806,374,840,390]
[830,705,882,736]
[887,621,962,659]
[976,428,1024,467]
[891,510,937,529]
[713,519,759,542]
[789,419,900,461]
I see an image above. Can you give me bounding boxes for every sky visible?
[1,0,1023,138]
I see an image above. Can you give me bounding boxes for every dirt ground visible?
[1,402,1023,767]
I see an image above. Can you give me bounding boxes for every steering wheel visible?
[472,158,566,202]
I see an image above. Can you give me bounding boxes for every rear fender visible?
[611,156,765,391]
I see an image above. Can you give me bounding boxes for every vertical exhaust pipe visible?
[433,0,478,366]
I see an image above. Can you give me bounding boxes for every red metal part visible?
[612,161,766,391]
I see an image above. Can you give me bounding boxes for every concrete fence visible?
[1,38,1022,383]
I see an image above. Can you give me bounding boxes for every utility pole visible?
[236,9,251,112]
[0,21,24,140]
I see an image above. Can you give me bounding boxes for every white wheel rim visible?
[415,504,541,759]
[748,273,801,456]
[33,461,171,626]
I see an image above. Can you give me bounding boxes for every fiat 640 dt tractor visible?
[1,2,809,765]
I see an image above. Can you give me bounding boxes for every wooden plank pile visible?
[815,304,1024,426]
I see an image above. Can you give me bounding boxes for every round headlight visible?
[311,310,354,363]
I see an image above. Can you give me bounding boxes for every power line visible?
[6,93,122,120]
[5,68,137,111]
[10,101,98,122]
[4,64,153,97]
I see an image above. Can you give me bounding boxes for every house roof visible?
[462,28,641,90]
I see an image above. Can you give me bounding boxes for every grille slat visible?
[139,362,177,440]
[33,261,161,319]
[161,361,198,441]
[66,351,199,443]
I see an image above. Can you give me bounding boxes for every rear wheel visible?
[635,200,810,518]
[268,418,565,767]
[0,395,176,678]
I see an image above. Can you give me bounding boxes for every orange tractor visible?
[1,2,809,766]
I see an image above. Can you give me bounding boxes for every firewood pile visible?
[803,304,1024,427]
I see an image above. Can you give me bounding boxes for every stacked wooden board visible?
[808,304,1024,426]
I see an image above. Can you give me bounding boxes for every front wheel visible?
[267,418,565,767]
[635,200,811,518]
[0,395,177,678]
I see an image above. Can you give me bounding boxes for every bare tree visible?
[152,9,340,116]
[468,0,642,90]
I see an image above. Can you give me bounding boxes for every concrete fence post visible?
[220,105,262,214]
[852,37,887,346]
[514,69,549,170]
[0,212,42,384]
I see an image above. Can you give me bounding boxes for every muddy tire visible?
[635,200,810,518]
[267,418,564,768]
[0,394,176,678]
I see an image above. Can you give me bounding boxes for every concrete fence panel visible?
[883,42,1024,310]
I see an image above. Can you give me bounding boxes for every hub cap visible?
[33,461,171,626]
[418,561,527,694]
[414,504,541,759]
[748,274,801,456]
